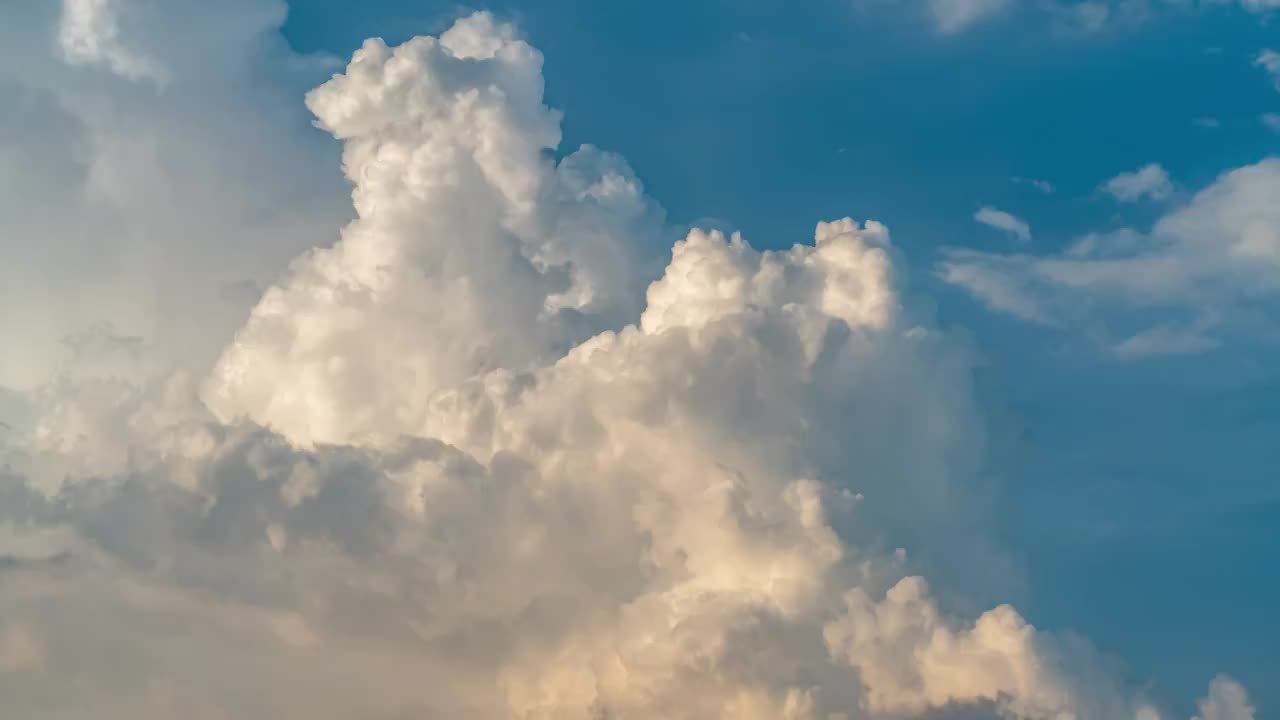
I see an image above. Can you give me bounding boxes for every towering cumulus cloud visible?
[205,13,663,447]
[0,6,1255,720]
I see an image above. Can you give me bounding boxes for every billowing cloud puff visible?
[0,4,1257,719]
[1195,676,1257,720]
[825,576,1154,719]
[204,12,664,447]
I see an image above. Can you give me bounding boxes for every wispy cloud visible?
[974,206,1032,243]
[943,159,1280,357]
[1256,48,1280,91]
[927,0,1012,33]
[1013,176,1055,194]
[873,0,1280,35]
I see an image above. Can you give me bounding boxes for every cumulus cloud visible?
[974,206,1032,243]
[0,3,1256,718]
[1103,163,1174,202]
[942,159,1280,356]
[1194,676,1257,720]
[204,12,665,447]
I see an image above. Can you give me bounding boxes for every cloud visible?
[942,158,1280,356]
[1263,113,1280,131]
[974,206,1033,243]
[850,0,1015,33]
[1103,163,1174,202]
[1257,49,1280,91]
[928,0,1013,32]
[939,250,1054,324]
[1194,676,1257,720]
[873,0,1280,34]
[0,0,346,393]
[1012,177,1055,194]
[1111,325,1220,359]
[825,575,1155,719]
[0,622,46,674]
[57,0,166,83]
[204,12,666,448]
[0,4,1256,718]
[1045,1,1116,32]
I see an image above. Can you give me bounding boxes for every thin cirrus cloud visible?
[891,0,1280,33]
[928,0,1012,32]
[0,0,1262,718]
[943,159,1280,357]
[850,0,1014,34]
[1257,48,1280,90]
[974,206,1033,243]
[1013,176,1056,194]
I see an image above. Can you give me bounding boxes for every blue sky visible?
[279,1,1280,710]
[0,0,1276,717]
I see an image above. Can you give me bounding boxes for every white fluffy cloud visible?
[942,159,1280,356]
[0,3,1257,718]
[204,13,664,448]
[1103,163,1175,202]
[1195,676,1257,720]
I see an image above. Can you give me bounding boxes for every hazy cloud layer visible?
[0,0,346,392]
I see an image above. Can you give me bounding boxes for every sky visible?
[0,0,1276,718]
